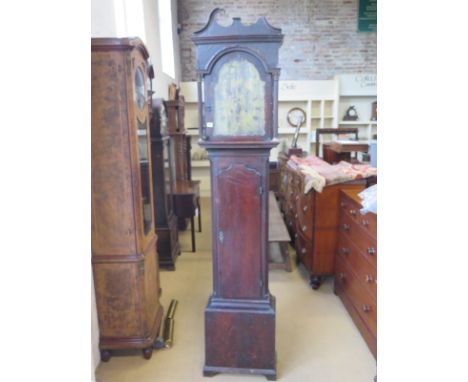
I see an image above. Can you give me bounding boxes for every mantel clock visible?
[192,9,283,380]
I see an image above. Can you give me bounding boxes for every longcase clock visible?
[149,98,180,269]
[91,38,164,361]
[192,9,283,380]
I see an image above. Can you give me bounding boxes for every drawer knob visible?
[367,247,376,255]
[349,209,356,216]
[340,202,346,208]
[301,248,306,254]
[338,272,346,280]
[302,225,307,232]
[294,233,298,238]
[362,220,369,227]
[295,213,298,218]
[342,247,350,256]
[343,223,350,231]
[295,196,299,201]
[303,206,308,212]
[362,304,372,313]
[365,274,374,283]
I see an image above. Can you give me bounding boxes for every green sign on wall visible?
[358,0,377,32]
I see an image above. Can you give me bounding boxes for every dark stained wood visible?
[315,127,359,161]
[193,8,283,379]
[268,192,291,272]
[334,189,377,358]
[149,98,180,270]
[329,140,369,154]
[171,180,201,252]
[323,144,351,164]
[91,37,163,360]
[269,161,280,193]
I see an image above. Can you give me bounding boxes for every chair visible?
[315,127,360,164]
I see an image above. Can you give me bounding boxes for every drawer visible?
[337,233,377,299]
[335,257,377,336]
[295,231,313,273]
[295,204,313,239]
[339,213,377,268]
[357,212,376,239]
[340,193,377,239]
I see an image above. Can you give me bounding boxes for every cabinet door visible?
[215,163,262,299]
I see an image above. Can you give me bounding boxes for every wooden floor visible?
[94,197,376,382]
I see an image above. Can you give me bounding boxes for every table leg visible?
[191,216,196,252]
[197,197,202,233]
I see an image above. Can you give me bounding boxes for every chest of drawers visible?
[334,189,377,358]
[277,156,366,289]
[294,178,366,289]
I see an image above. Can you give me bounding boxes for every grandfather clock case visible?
[193,10,283,380]
[149,98,180,270]
[91,38,164,361]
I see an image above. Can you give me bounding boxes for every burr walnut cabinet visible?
[91,38,163,361]
[193,9,283,380]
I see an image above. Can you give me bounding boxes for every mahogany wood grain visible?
[339,213,377,268]
[334,189,377,358]
[193,9,282,379]
[337,233,377,299]
[335,256,376,338]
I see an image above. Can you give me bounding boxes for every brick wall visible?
[177,0,376,81]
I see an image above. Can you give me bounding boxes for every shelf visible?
[191,160,210,168]
[278,127,308,135]
[186,129,199,136]
[338,121,377,125]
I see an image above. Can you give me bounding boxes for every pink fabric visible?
[288,154,377,193]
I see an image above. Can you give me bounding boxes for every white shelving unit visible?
[335,74,377,143]
[277,80,339,158]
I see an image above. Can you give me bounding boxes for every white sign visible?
[338,73,377,96]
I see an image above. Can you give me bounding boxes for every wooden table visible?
[172,180,201,252]
[268,191,292,272]
[323,141,369,165]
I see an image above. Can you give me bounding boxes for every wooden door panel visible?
[216,164,262,299]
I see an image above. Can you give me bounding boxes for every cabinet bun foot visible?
[100,350,111,362]
[310,275,322,290]
[142,347,153,360]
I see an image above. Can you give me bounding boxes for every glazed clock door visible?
[132,55,154,243]
[215,163,262,299]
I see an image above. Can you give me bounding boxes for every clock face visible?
[287,107,306,127]
[349,108,356,116]
[213,57,265,136]
[134,67,146,111]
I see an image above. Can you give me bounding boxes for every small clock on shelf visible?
[343,106,358,121]
[287,107,306,127]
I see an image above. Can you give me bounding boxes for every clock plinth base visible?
[204,295,277,380]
